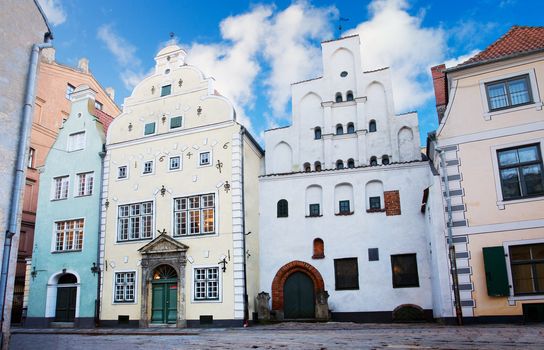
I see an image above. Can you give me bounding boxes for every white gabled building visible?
[259,35,453,322]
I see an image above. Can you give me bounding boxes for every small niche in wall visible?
[368,248,379,261]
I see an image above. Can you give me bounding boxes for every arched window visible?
[277,199,288,218]
[314,127,322,140]
[312,238,325,259]
[366,180,384,211]
[370,156,378,166]
[306,185,322,217]
[314,161,322,171]
[346,90,354,101]
[58,273,77,284]
[303,162,311,172]
[347,158,355,168]
[336,124,344,135]
[335,92,343,103]
[382,155,390,165]
[347,122,355,134]
[336,160,344,169]
[369,120,377,132]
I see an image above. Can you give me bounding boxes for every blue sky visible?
[38,0,543,144]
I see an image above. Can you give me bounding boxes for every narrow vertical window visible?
[382,155,390,165]
[369,120,377,132]
[336,160,344,169]
[335,92,343,103]
[65,83,75,100]
[312,238,325,259]
[277,199,288,218]
[346,91,354,101]
[370,156,378,166]
[169,156,181,170]
[199,151,211,166]
[52,176,69,200]
[76,172,94,196]
[118,166,128,179]
[142,160,154,174]
[114,271,136,303]
[336,124,344,135]
[314,162,322,171]
[314,127,322,140]
[27,147,35,168]
[347,158,355,168]
[347,122,355,134]
[303,162,311,172]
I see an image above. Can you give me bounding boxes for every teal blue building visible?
[26,85,112,327]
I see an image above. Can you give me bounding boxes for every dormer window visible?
[161,84,172,97]
[336,124,344,135]
[369,120,377,132]
[335,93,343,103]
[314,127,322,140]
[347,123,355,134]
[346,91,354,101]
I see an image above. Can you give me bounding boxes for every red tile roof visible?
[460,26,544,66]
[93,108,115,134]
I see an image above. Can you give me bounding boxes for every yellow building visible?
[430,26,544,322]
[99,44,263,327]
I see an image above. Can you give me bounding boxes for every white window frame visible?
[112,270,137,304]
[52,218,84,252]
[479,69,542,121]
[143,121,156,136]
[142,160,154,176]
[65,83,75,100]
[191,265,222,303]
[169,116,183,130]
[51,175,70,200]
[198,151,212,167]
[67,131,86,152]
[75,172,94,197]
[116,201,154,242]
[504,238,544,303]
[490,138,544,209]
[173,193,215,237]
[117,165,129,180]
[169,156,182,171]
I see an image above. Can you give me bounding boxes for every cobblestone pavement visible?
[10,322,544,349]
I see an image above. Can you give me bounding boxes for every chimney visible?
[106,87,115,101]
[40,47,55,63]
[78,58,89,73]
[431,64,447,124]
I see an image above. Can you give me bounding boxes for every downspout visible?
[436,146,463,325]
[96,145,107,326]
[1,33,53,345]
[240,127,249,326]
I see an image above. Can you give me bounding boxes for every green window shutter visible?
[482,246,509,297]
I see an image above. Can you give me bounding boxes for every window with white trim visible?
[76,172,94,196]
[52,176,69,200]
[497,144,544,200]
[67,131,85,151]
[174,194,215,236]
[169,156,181,170]
[117,201,153,241]
[170,116,183,129]
[194,267,219,300]
[118,166,128,179]
[144,122,156,136]
[114,271,136,303]
[509,243,544,295]
[54,219,84,252]
[486,74,532,111]
[143,160,154,174]
[199,151,211,166]
[65,83,75,100]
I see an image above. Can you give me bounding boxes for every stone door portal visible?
[151,265,178,324]
[283,272,315,319]
[54,273,77,322]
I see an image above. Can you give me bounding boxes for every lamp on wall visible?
[218,255,228,273]
[91,262,100,276]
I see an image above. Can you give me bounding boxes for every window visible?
[369,120,377,133]
[199,151,211,166]
[347,122,355,134]
[170,116,183,129]
[277,199,288,218]
[369,196,381,209]
[339,200,350,214]
[76,172,94,196]
[169,156,181,170]
[174,194,215,236]
[143,160,154,174]
[368,248,379,261]
[161,84,172,97]
[336,160,344,169]
[304,162,311,172]
[486,74,532,111]
[347,158,355,168]
[27,147,35,168]
[194,267,219,300]
[497,144,544,200]
[114,271,136,303]
[382,155,390,165]
[314,127,322,140]
[370,156,378,166]
[340,71,348,77]
[391,254,419,288]
[68,131,85,151]
[334,258,359,290]
[313,238,324,259]
[117,201,153,241]
[118,166,128,179]
[52,176,69,200]
[346,91,354,101]
[314,162,322,171]
[509,243,544,295]
[336,124,344,135]
[309,203,320,217]
[94,100,103,110]
[65,83,75,100]
[54,219,84,252]
[335,92,343,103]
[144,122,156,135]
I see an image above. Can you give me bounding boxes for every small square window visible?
[369,196,381,209]
[309,204,320,217]
[161,84,172,97]
[169,156,181,170]
[95,100,103,110]
[68,131,86,151]
[391,254,419,288]
[334,258,359,290]
[170,116,183,129]
[143,161,153,174]
[368,248,379,261]
[118,166,128,179]
[339,200,350,214]
[144,122,156,135]
[199,152,211,166]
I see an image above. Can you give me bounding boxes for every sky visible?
[37,0,543,145]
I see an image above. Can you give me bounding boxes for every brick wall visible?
[384,190,401,216]
[431,64,447,124]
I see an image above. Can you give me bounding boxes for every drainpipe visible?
[95,145,107,326]
[240,127,249,327]
[1,32,54,346]
[436,146,463,325]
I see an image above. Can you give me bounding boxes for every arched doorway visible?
[284,272,315,319]
[55,273,77,322]
[151,265,178,324]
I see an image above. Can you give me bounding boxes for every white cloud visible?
[37,0,66,26]
[444,49,480,68]
[346,0,447,112]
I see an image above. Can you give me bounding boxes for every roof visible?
[458,26,544,67]
[93,108,115,134]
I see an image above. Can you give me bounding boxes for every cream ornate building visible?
[100,45,262,327]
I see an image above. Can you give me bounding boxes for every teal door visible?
[283,272,315,319]
[151,281,177,324]
[55,287,76,322]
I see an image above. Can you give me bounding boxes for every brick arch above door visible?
[271,260,325,310]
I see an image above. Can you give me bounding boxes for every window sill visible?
[113,301,136,304]
[116,237,153,244]
[366,208,386,213]
[306,215,322,218]
[335,212,354,216]
[173,232,216,238]
[496,194,544,209]
[75,194,93,198]
[483,101,543,121]
[508,294,544,303]
[51,198,68,202]
[52,249,82,254]
[192,298,222,304]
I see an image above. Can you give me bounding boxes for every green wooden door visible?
[151,281,177,324]
[55,287,76,322]
[284,272,315,319]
